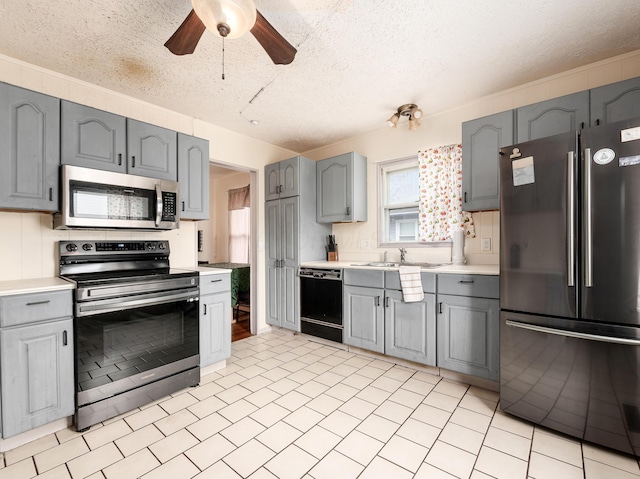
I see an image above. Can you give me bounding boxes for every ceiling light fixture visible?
[386,103,423,130]
[191,0,257,38]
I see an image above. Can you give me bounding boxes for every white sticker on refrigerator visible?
[512,156,535,186]
[621,126,640,143]
[593,148,615,165]
[619,155,640,167]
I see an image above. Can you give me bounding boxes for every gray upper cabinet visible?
[0,82,60,212]
[265,156,331,332]
[590,77,640,126]
[126,119,177,181]
[265,156,300,201]
[461,110,514,212]
[516,91,589,143]
[0,289,74,438]
[178,133,210,220]
[61,101,127,173]
[61,103,178,181]
[436,274,499,381]
[317,152,367,223]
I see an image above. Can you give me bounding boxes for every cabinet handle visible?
[203,304,207,315]
[458,280,474,284]
[346,206,350,216]
[464,192,467,203]
[63,330,68,346]
[385,296,390,307]
[438,302,443,314]
[182,201,185,212]
[376,296,380,307]
[131,155,135,168]
[26,300,50,306]
[49,187,53,202]
[210,279,222,283]
[118,153,122,166]
[596,119,600,126]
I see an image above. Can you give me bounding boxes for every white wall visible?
[0,54,297,333]
[301,50,640,266]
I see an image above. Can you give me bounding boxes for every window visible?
[378,157,421,246]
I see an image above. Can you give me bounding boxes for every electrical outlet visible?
[360,239,371,249]
[481,238,491,252]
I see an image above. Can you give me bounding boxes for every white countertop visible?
[0,277,75,296]
[194,266,233,276]
[300,261,499,276]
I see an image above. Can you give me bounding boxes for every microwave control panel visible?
[162,191,177,221]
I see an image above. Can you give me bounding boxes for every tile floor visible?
[1,331,640,479]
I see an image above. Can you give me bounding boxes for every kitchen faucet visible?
[399,248,407,263]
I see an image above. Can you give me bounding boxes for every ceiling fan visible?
[165,0,297,65]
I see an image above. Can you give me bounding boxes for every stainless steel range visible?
[59,240,200,431]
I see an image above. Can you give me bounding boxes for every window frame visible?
[377,156,450,248]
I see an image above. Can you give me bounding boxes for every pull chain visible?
[221,37,225,80]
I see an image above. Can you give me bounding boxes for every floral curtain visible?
[418,144,475,242]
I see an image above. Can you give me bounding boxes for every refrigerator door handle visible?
[567,151,575,287]
[505,320,640,346]
[584,148,593,287]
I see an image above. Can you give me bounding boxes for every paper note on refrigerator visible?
[512,156,535,186]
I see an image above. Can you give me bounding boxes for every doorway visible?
[199,162,257,341]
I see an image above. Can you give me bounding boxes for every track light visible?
[386,103,423,130]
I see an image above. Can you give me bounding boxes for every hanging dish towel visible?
[399,265,424,302]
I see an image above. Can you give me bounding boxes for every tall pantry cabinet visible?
[265,156,331,331]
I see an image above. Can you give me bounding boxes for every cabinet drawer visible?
[200,274,231,296]
[437,274,499,299]
[384,271,436,293]
[343,269,384,288]
[0,290,72,327]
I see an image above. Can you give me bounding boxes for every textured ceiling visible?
[1,0,640,152]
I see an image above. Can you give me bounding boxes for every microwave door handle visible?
[155,184,162,227]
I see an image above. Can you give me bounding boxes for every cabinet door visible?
[590,77,640,126]
[1,319,74,438]
[265,163,282,201]
[437,294,499,381]
[126,119,177,181]
[385,290,436,366]
[200,291,231,366]
[281,196,299,331]
[279,157,300,198]
[516,91,589,143]
[60,101,127,173]
[178,133,210,220]
[0,83,60,212]
[317,154,352,222]
[461,110,514,211]
[265,200,281,326]
[343,285,384,353]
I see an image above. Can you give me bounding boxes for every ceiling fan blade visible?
[164,9,206,55]
[251,10,297,65]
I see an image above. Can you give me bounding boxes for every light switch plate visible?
[481,238,491,252]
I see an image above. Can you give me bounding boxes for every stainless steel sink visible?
[356,262,451,269]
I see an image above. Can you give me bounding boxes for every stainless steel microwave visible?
[54,165,179,230]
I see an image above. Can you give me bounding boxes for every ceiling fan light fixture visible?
[191,0,257,39]
[408,117,421,131]
[410,106,423,119]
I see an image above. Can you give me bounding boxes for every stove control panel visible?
[59,240,171,256]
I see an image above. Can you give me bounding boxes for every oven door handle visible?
[77,290,199,317]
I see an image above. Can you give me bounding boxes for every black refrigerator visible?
[500,116,640,455]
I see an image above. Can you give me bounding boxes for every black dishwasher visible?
[299,267,343,343]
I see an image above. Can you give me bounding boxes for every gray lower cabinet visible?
[516,91,590,142]
[461,110,514,212]
[316,152,367,223]
[265,156,330,332]
[178,133,209,220]
[199,273,231,367]
[436,274,499,381]
[343,284,385,353]
[0,82,60,212]
[0,289,74,438]
[590,76,640,126]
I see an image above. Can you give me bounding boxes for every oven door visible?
[300,276,343,343]
[75,294,199,408]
